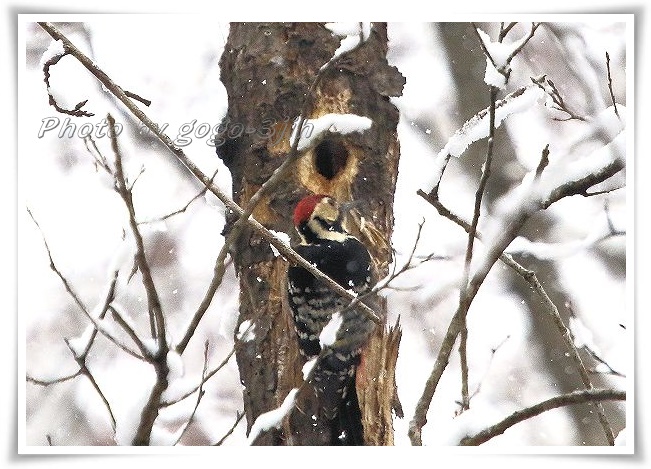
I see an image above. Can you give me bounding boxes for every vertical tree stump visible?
[218,22,404,445]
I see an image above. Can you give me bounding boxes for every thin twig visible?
[138,169,219,225]
[162,304,260,407]
[109,113,166,350]
[582,185,625,197]
[461,335,510,407]
[173,342,210,445]
[459,389,625,445]
[63,338,117,430]
[605,52,620,119]
[83,135,113,175]
[27,208,144,360]
[567,302,625,378]
[328,220,442,322]
[80,269,120,357]
[27,371,82,386]
[109,305,150,359]
[471,22,496,67]
[213,411,245,446]
[124,90,151,107]
[499,22,518,41]
[458,85,498,412]
[503,23,540,68]
[27,271,120,428]
[42,47,94,117]
[530,75,587,121]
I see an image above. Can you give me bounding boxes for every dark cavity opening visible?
[314,139,349,180]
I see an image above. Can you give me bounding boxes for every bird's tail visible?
[331,376,364,445]
[312,354,365,445]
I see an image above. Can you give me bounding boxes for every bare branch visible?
[212,411,245,446]
[457,85,499,412]
[109,305,150,359]
[498,22,518,41]
[42,46,94,117]
[27,370,81,386]
[138,169,219,225]
[605,52,621,119]
[503,23,541,68]
[108,113,166,350]
[63,338,117,430]
[173,342,210,445]
[27,208,144,360]
[106,113,171,445]
[459,389,625,446]
[531,75,587,121]
[471,22,496,68]
[124,89,151,107]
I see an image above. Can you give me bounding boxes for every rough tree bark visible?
[218,22,405,445]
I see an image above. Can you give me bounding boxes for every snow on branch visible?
[39,38,65,68]
[476,132,625,280]
[321,22,371,70]
[247,389,298,444]
[439,86,544,159]
[432,85,544,186]
[505,217,624,260]
[290,113,372,152]
[476,23,540,89]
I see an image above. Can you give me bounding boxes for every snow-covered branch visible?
[321,22,371,71]
[290,113,372,153]
[248,389,298,444]
[431,85,544,189]
[475,22,541,89]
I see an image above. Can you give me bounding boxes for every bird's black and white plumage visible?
[287,194,375,445]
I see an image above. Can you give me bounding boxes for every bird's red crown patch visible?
[293,194,328,226]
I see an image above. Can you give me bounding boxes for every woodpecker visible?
[287,194,375,445]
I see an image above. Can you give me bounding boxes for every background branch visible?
[411,140,623,444]
[109,113,166,348]
[459,389,625,446]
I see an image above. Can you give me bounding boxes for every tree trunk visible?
[218,22,404,445]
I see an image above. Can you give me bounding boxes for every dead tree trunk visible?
[218,22,404,445]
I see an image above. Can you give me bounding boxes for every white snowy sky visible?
[4,1,651,468]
